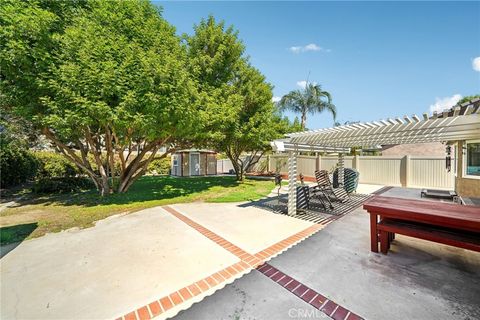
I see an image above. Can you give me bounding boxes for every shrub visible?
[147,156,171,175]
[34,152,79,178]
[0,146,39,188]
[32,177,95,193]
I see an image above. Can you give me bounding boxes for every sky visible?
[156,1,480,130]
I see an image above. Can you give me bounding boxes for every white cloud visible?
[429,94,462,114]
[473,57,480,72]
[296,80,307,88]
[296,80,317,88]
[289,43,330,53]
[272,96,281,103]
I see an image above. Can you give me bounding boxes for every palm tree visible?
[278,82,336,130]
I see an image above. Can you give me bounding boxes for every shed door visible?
[172,154,179,176]
[190,153,200,176]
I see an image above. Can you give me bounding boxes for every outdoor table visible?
[363,196,480,253]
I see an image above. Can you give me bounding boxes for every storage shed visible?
[171,149,217,177]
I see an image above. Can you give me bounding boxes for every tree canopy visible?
[457,95,480,105]
[1,2,292,190]
[186,16,284,180]
[1,0,197,195]
[279,82,336,130]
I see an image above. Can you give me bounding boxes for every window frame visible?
[463,139,480,180]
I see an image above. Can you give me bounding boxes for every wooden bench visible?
[377,218,480,254]
[363,196,480,253]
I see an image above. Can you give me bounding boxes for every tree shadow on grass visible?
[0,222,38,258]
[5,175,240,208]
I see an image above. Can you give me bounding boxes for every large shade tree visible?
[1,0,196,195]
[279,82,336,130]
[186,16,281,181]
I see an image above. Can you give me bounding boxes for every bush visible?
[34,152,79,178]
[0,146,39,188]
[33,177,95,193]
[147,156,171,175]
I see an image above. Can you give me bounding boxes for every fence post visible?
[353,155,360,171]
[316,154,321,171]
[402,155,411,187]
[267,155,270,172]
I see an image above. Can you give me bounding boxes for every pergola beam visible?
[278,103,479,217]
[289,114,480,147]
[271,141,350,153]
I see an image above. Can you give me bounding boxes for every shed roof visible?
[175,149,216,154]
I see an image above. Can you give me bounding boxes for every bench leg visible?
[380,230,389,254]
[389,232,394,246]
[370,214,378,252]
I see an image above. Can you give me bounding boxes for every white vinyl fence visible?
[217,154,455,190]
[216,159,235,174]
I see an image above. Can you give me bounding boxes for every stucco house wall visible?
[455,141,480,198]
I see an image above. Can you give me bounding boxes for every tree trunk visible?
[244,151,265,173]
[226,152,244,182]
[301,112,307,130]
[43,127,170,196]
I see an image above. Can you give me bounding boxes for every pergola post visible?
[287,150,297,216]
[338,153,345,187]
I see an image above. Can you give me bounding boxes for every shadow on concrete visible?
[239,192,371,224]
[0,222,38,258]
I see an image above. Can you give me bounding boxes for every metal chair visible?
[314,170,349,204]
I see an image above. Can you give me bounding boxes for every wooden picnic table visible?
[363,196,480,253]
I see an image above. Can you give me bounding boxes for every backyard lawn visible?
[0,176,276,245]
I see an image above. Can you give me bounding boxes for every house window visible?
[464,140,480,178]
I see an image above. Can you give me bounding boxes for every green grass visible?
[0,176,275,245]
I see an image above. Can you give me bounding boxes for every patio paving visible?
[175,267,330,320]
[174,189,480,320]
[2,185,477,320]
[0,207,240,319]
[170,202,316,254]
[0,199,322,320]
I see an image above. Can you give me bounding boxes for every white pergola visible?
[272,99,480,216]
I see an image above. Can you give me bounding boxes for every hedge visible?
[147,156,171,175]
[33,177,95,193]
[0,146,39,188]
[2,149,172,191]
[34,151,79,178]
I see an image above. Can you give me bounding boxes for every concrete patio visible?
[175,189,480,320]
[1,185,478,320]
[0,200,319,319]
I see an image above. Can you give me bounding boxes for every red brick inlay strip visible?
[254,224,323,261]
[163,206,265,267]
[257,263,364,320]
[116,261,252,320]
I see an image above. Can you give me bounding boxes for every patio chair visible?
[333,167,359,193]
[309,171,334,210]
[314,170,349,203]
